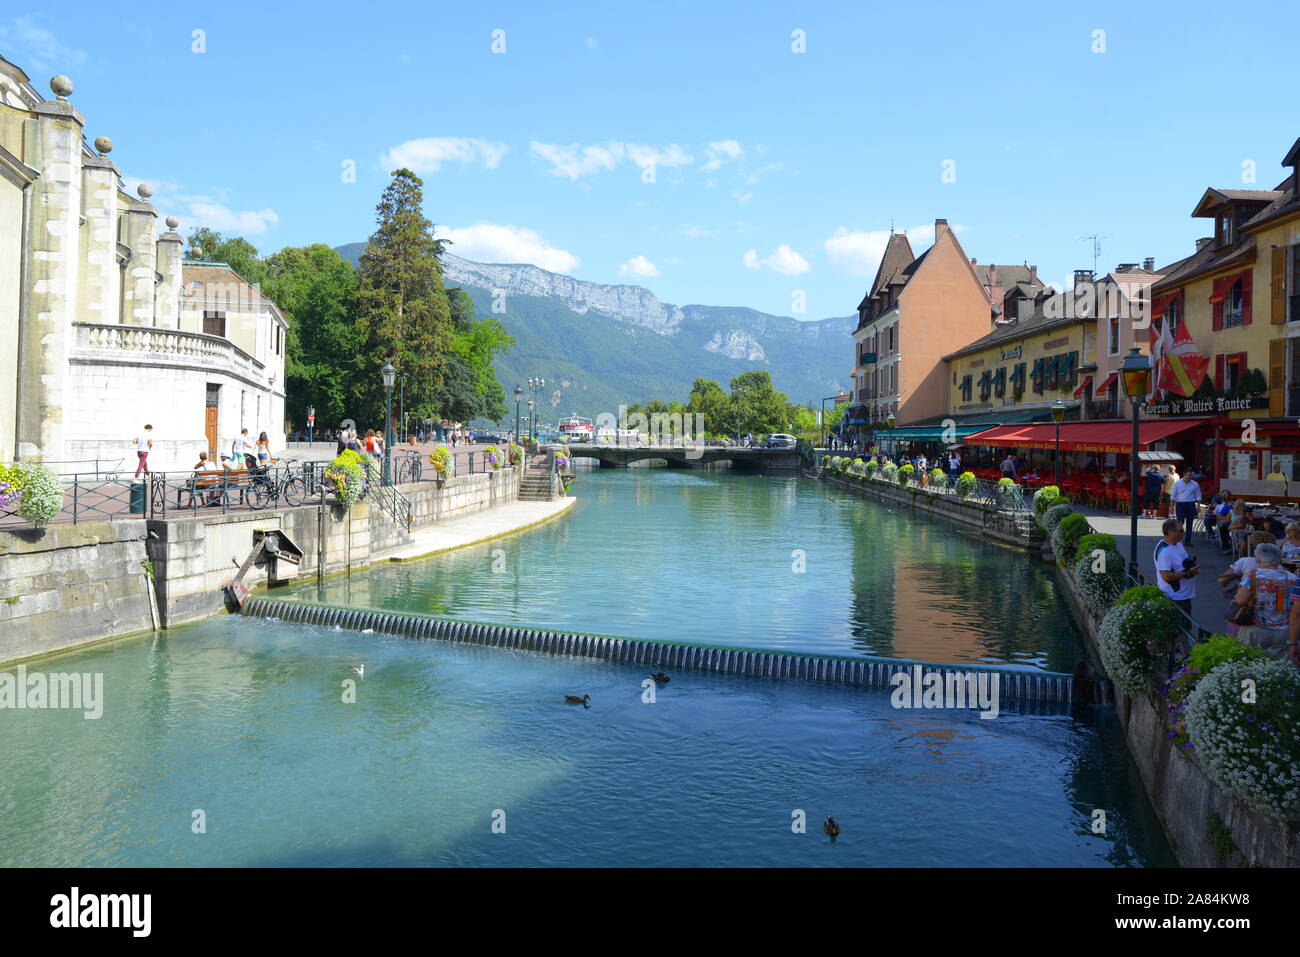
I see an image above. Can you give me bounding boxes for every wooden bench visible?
[177,468,255,507]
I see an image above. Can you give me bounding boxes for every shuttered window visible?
[1273,247,1287,324]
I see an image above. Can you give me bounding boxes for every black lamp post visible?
[381,361,397,486]
[514,385,523,444]
[886,412,896,459]
[1051,398,1066,487]
[528,377,545,445]
[399,375,406,445]
[1120,348,1154,569]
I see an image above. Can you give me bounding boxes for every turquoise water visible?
[0,616,1172,866]
[284,469,1087,671]
[0,469,1177,866]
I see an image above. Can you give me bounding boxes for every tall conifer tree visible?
[353,169,452,424]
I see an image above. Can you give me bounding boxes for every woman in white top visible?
[1162,465,1179,519]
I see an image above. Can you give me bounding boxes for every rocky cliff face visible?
[441,254,685,334]
[703,330,766,361]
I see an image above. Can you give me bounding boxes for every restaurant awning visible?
[1095,371,1118,394]
[1072,375,1093,399]
[1138,450,1184,463]
[965,418,1204,453]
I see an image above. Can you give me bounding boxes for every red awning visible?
[1072,375,1093,399]
[1095,370,1118,394]
[965,418,1205,453]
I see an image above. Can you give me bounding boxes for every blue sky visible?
[4,1,1296,319]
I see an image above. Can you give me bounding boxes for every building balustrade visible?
[72,322,268,384]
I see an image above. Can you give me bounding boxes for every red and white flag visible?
[1155,319,1210,397]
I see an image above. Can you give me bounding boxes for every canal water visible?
[287,468,1089,671]
[0,470,1176,866]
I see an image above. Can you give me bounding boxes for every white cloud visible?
[743,244,810,275]
[618,255,661,278]
[586,37,599,48]
[745,162,783,185]
[0,17,86,72]
[822,224,963,276]
[433,223,579,273]
[380,137,509,173]
[529,141,693,179]
[680,224,717,238]
[701,139,743,172]
[182,199,279,236]
[732,189,753,206]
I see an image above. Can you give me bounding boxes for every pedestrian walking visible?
[133,424,154,477]
[1170,471,1203,543]
[1162,464,1179,519]
[1141,464,1164,519]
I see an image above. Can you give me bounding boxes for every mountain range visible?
[335,243,853,421]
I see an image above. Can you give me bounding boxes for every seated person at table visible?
[1236,543,1295,658]
[192,452,222,504]
[1282,523,1300,565]
[1229,500,1249,557]
[1210,496,1233,553]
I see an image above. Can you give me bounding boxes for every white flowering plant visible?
[880,463,898,484]
[928,468,948,489]
[1184,658,1300,820]
[0,463,64,526]
[1074,546,1124,609]
[1098,590,1181,696]
[1041,502,1073,535]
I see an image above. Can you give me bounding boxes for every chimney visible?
[970,257,977,265]
[1143,257,1155,272]
[1073,269,1095,291]
[934,218,950,239]
[1195,237,1214,252]
[1028,264,1038,283]
[1116,263,1138,273]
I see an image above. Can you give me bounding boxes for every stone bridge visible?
[566,444,801,471]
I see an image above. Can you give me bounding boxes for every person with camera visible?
[1155,518,1200,616]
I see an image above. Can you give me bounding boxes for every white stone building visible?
[0,55,286,472]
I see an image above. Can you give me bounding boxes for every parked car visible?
[764,434,797,449]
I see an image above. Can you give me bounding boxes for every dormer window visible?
[1219,214,1234,247]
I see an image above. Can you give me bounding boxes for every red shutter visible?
[1212,297,1224,330]
[1215,353,1225,390]
[1241,270,1253,325]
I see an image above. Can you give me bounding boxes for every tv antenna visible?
[1079,234,1111,274]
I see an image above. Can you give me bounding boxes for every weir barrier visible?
[242,598,1104,711]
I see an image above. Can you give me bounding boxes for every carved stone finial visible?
[137,183,153,199]
[50,75,74,100]
[94,136,113,156]
[165,216,180,230]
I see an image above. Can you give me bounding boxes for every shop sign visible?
[999,345,1021,361]
[1138,394,1268,416]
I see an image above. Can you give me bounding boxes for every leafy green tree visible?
[686,377,733,436]
[729,370,789,435]
[185,227,268,284]
[432,287,512,422]
[262,244,359,429]
[353,168,453,426]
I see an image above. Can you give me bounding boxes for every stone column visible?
[120,184,158,327]
[154,217,184,328]
[79,137,121,327]
[16,75,84,463]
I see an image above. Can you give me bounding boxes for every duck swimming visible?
[650,672,670,683]
[823,816,840,838]
[349,665,365,679]
[564,694,591,705]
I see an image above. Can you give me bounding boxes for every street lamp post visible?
[886,412,896,459]
[1120,348,1154,570]
[1051,398,1066,487]
[527,377,545,445]
[514,385,523,445]
[399,375,405,445]
[820,394,842,449]
[307,405,315,447]
[381,361,397,486]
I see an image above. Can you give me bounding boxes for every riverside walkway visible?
[383,496,575,562]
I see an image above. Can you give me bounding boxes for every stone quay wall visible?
[0,467,521,662]
[0,520,156,663]
[819,470,1034,549]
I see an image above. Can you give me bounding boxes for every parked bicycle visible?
[393,450,422,485]
[247,460,317,509]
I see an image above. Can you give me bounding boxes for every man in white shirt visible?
[1155,518,1200,616]
[1169,471,1203,545]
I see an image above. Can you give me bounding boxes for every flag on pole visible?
[1156,320,1210,397]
